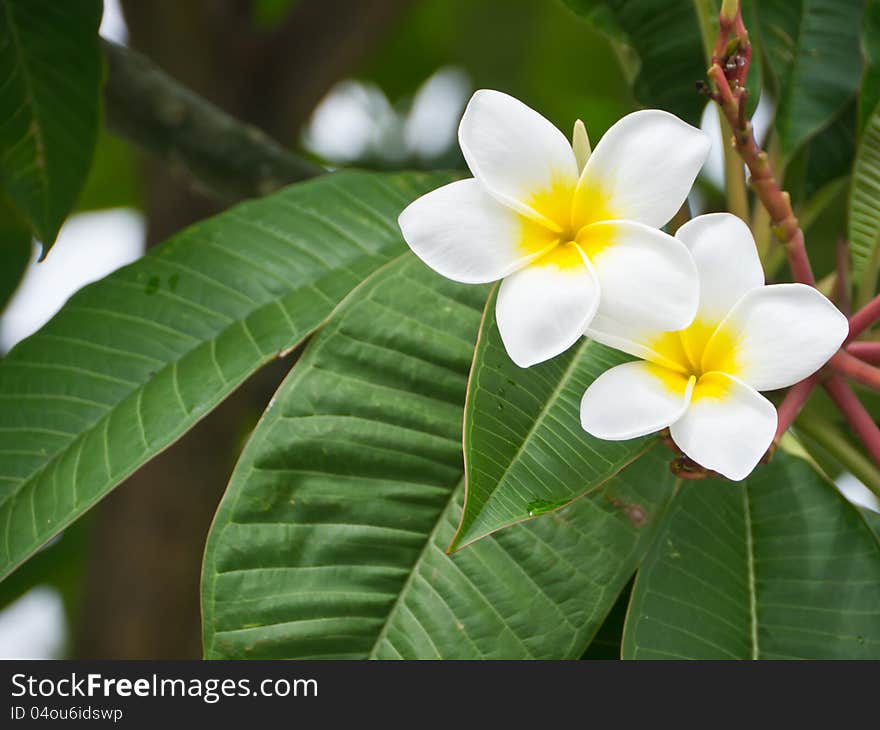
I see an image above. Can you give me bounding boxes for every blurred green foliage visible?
[365,0,635,143]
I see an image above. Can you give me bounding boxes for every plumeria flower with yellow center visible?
[398,89,711,367]
[580,212,849,481]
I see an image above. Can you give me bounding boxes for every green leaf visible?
[757,0,864,160]
[562,0,708,126]
[859,0,880,133]
[449,289,653,551]
[861,506,880,537]
[74,130,142,214]
[803,100,856,200]
[0,170,445,582]
[581,579,631,659]
[0,0,102,250]
[0,194,30,313]
[0,517,91,619]
[849,99,880,293]
[622,451,880,659]
[202,256,679,659]
[251,0,300,28]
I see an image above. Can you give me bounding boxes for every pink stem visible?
[774,374,819,441]
[828,350,880,391]
[848,293,880,342]
[824,376,880,468]
[847,341,880,365]
[707,3,815,286]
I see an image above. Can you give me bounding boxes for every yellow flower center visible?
[517,176,614,270]
[650,319,741,401]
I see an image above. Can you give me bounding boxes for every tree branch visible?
[774,373,819,442]
[848,292,880,342]
[824,376,880,468]
[707,2,815,285]
[101,39,323,202]
[847,341,880,364]
[795,410,880,499]
[828,350,880,391]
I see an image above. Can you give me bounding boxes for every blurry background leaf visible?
[251,0,301,29]
[849,99,880,299]
[451,289,652,551]
[782,101,857,281]
[202,256,679,659]
[365,0,634,147]
[0,518,91,625]
[561,0,707,126]
[0,170,444,582]
[757,0,864,161]
[859,0,880,132]
[0,0,103,251]
[74,130,142,214]
[802,101,857,200]
[622,451,880,659]
[0,195,30,314]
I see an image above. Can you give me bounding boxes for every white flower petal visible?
[579,220,699,332]
[496,246,599,367]
[580,361,694,440]
[398,179,556,284]
[574,109,710,228]
[670,373,777,481]
[703,284,849,391]
[675,212,764,324]
[458,90,579,225]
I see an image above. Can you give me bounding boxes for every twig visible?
[774,374,819,442]
[847,293,880,342]
[847,341,880,365]
[707,2,815,285]
[102,40,323,203]
[828,350,880,391]
[795,410,880,498]
[824,376,880,468]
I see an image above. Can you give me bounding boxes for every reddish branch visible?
[824,377,880,466]
[708,1,880,471]
[847,341,880,365]
[707,4,815,285]
[774,374,819,442]
[828,350,880,391]
[848,293,880,342]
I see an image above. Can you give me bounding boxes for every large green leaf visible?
[758,0,864,159]
[562,0,708,126]
[622,451,880,659]
[0,0,102,249]
[202,256,679,659]
[849,99,880,294]
[0,170,445,582]
[859,0,880,133]
[802,100,856,200]
[450,289,653,551]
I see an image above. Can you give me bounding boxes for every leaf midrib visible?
[368,478,465,659]
[456,336,614,548]
[741,482,760,659]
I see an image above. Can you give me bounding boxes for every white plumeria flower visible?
[398,89,711,367]
[580,213,849,481]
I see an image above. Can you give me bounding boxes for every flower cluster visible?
[399,91,848,480]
